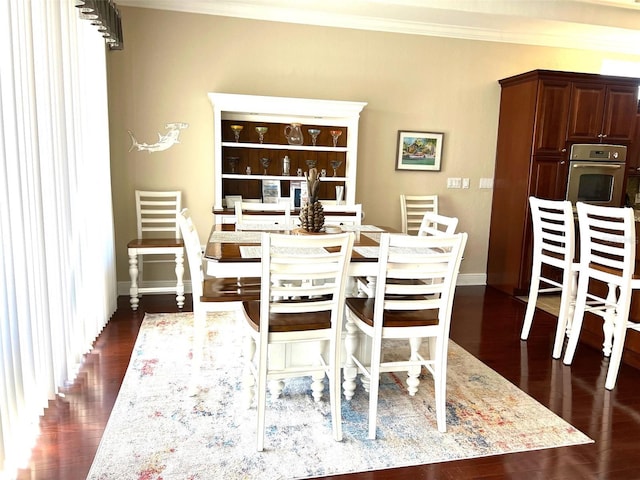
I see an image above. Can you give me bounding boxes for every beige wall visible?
[107,7,640,288]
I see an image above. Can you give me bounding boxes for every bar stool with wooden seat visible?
[177,208,261,394]
[343,232,467,438]
[127,190,185,310]
[521,197,578,359]
[562,202,640,390]
[240,231,355,451]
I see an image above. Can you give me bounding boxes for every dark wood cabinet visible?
[567,82,638,143]
[487,70,639,296]
[533,80,571,156]
[626,112,640,175]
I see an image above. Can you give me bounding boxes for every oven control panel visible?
[570,144,627,162]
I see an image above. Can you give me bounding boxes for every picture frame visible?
[396,131,444,171]
[262,180,281,204]
[289,180,307,208]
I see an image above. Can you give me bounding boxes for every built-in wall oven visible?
[565,144,627,207]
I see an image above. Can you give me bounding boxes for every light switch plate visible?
[447,177,462,188]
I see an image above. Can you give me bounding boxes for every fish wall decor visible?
[128,122,189,153]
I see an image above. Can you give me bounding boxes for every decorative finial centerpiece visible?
[299,168,325,232]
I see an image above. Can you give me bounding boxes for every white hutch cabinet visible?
[209,93,367,223]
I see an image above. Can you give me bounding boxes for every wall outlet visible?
[479,177,494,189]
[462,178,470,189]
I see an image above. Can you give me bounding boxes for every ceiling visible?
[116,0,640,55]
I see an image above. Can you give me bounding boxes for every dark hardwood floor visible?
[16,286,640,480]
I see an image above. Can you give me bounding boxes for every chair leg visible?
[552,271,576,359]
[434,338,448,433]
[256,338,269,452]
[521,261,541,340]
[602,283,617,357]
[563,279,589,365]
[367,336,383,440]
[174,251,185,309]
[242,334,256,409]
[605,324,627,390]
[434,366,446,432]
[329,339,342,442]
[188,308,206,396]
[407,337,422,396]
[605,299,631,390]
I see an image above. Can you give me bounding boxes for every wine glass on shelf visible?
[329,129,342,147]
[255,126,268,144]
[330,160,342,177]
[230,125,243,142]
[305,159,317,170]
[260,157,272,175]
[308,128,321,146]
[227,156,240,173]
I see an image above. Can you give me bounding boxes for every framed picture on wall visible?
[395,131,444,171]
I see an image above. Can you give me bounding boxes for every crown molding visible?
[117,0,640,55]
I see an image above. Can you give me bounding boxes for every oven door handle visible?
[570,163,622,169]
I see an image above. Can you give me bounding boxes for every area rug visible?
[87,312,592,480]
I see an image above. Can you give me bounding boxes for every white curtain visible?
[0,1,117,477]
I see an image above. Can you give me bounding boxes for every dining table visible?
[203,222,399,396]
[204,223,397,296]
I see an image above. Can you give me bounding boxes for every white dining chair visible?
[563,202,640,390]
[127,190,185,310]
[240,231,354,451]
[343,232,467,438]
[177,208,260,393]
[322,203,363,226]
[521,197,578,359]
[400,194,438,235]
[235,201,292,230]
[418,212,458,236]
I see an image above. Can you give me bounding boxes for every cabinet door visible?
[626,113,640,175]
[533,79,571,156]
[567,82,606,142]
[601,84,638,143]
[517,156,569,292]
[529,156,569,200]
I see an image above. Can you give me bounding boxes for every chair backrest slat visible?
[374,233,467,325]
[576,202,635,282]
[235,202,291,229]
[418,212,458,236]
[400,194,438,235]
[136,190,182,239]
[260,232,354,318]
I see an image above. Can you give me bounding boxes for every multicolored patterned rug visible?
[87,312,592,480]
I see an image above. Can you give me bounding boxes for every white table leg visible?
[128,249,139,311]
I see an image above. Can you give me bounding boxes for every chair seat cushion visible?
[127,238,184,248]
[346,297,439,328]
[242,300,332,333]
